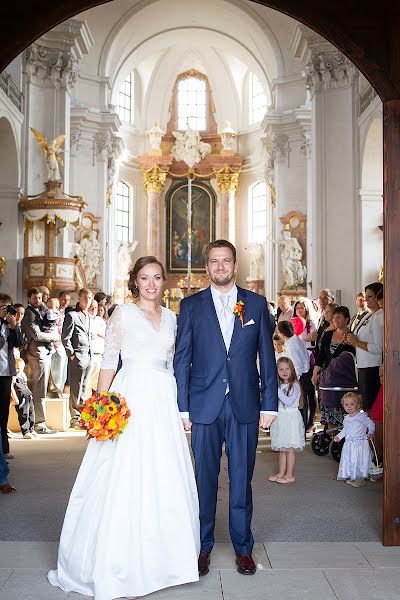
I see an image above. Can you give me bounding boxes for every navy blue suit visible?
[174,285,278,555]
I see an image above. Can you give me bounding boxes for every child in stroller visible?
[311,351,358,462]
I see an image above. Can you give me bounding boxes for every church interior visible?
[2,2,400,596]
[0,0,383,309]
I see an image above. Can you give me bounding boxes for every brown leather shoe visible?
[198,550,211,576]
[236,554,256,575]
[0,484,16,494]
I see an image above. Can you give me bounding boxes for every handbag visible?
[368,439,383,479]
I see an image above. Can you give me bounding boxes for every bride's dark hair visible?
[128,256,166,298]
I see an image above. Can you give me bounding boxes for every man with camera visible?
[0,293,24,458]
[21,288,58,435]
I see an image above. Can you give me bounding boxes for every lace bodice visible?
[100,303,177,372]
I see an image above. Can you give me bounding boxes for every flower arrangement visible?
[78,391,131,442]
[233,300,245,328]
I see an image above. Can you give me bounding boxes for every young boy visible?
[273,333,286,361]
[11,358,37,439]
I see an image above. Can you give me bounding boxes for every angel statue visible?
[30,127,65,182]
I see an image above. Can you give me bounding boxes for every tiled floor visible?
[0,542,400,599]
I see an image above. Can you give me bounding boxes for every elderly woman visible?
[346,282,383,412]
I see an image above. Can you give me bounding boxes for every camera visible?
[6,304,17,316]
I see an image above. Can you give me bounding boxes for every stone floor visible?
[1,541,400,599]
[0,430,398,599]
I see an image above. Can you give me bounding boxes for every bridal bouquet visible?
[78,391,131,442]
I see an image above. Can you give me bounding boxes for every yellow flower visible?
[106,403,117,415]
[94,421,102,430]
[81,412,91,422]
[108,418,118,430]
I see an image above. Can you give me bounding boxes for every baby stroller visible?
[310,351,358,462]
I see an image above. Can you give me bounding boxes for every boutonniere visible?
[233,300,245,328]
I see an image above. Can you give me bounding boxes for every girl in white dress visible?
[268,357,305,484]
[48,256,200,600]
[334,392,375,487]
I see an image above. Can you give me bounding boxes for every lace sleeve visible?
[100,305,125,372]
[167,310,177,373]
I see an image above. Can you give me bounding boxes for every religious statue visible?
[247,243,264,280]
[171,125,212,168]
[117,240,138,278]
[146,121,165,152]
[78,230,102,286]
[30,128,65,181]
[279,229,307,289]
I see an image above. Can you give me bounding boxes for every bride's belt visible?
[122,358,169,372]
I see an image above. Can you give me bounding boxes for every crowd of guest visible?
[269,283,384,468]
[0,287,113,491]
[1,280,384,493]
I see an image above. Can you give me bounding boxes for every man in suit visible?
[174,240,278,577]
[0,293,24,458]
[21,288,58,435]
[62,288,93,428]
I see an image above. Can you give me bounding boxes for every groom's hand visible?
[260,414,277,429]
[182,418,192,431]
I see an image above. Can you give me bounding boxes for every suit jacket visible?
[0,322,24,377]
[174,285,278,425]
[62,309,91,367]
[21,304,57,360]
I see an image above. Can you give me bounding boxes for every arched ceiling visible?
[1,0,399,100]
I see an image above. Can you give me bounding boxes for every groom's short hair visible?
[205,240,236,263]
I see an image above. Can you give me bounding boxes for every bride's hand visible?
[182,418,192,431]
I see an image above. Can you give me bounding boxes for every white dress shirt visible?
[284,334,310,378]
[0,322,10,376]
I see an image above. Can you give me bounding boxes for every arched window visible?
[249,73,267,125]
[117,72,134,124]
[248,181,268,242]
[177,76,207,131]
[115,181,133,242]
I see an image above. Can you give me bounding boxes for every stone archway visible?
[0,116,20,300]
[0,0,400,546]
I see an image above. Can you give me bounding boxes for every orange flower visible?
[233,300,245,328]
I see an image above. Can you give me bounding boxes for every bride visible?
[48,256,200,600]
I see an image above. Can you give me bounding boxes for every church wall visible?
[0,104,23,302]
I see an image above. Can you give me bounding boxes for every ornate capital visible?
[70,128,81,153]
[25,43,79,88]
[142,164,168,194]
[271,134,289,162]
[300,133,312,158]
[215,165,240,194]
[305,50,357,93]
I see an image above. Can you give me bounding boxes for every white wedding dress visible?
[48,303,200,600]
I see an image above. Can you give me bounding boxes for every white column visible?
[306,45,359,308]
[301,132,313,297]
[22,19,93,196]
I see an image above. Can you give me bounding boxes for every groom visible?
[174,240,278,576]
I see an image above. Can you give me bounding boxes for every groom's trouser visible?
[191,393,259,556]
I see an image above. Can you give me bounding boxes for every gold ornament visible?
[141,164,168,194]
[215,164,240,194]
